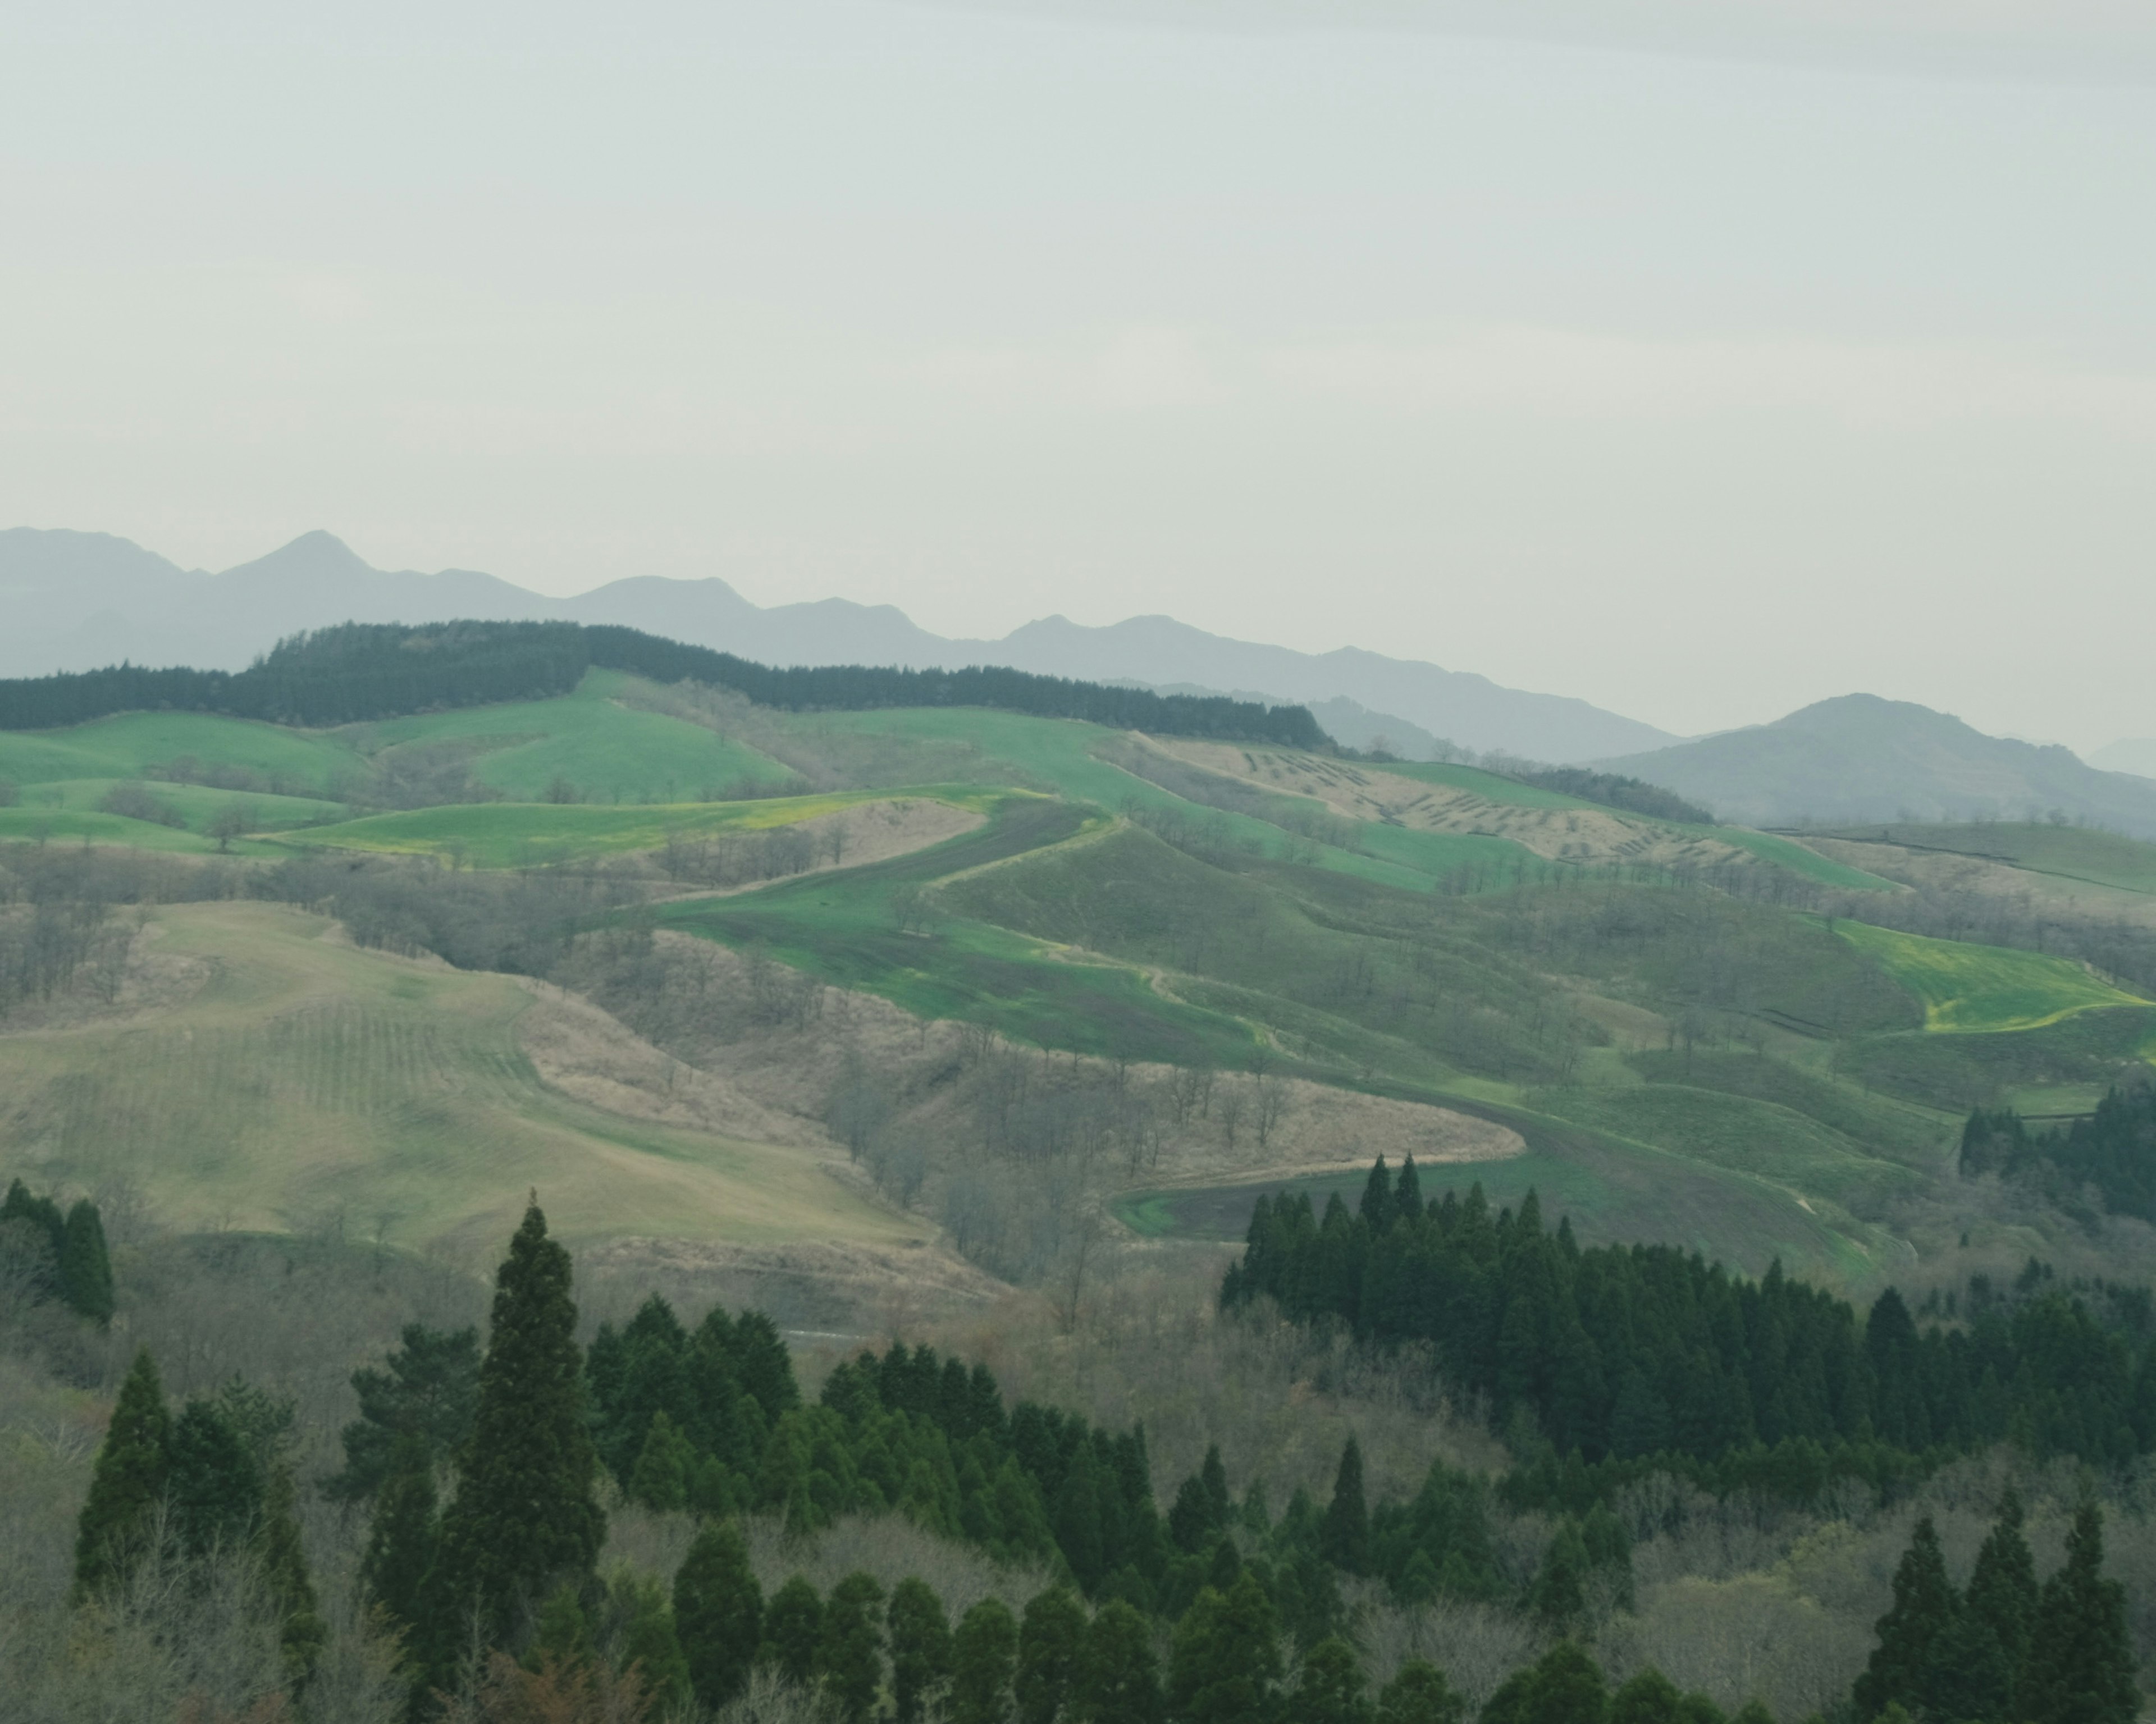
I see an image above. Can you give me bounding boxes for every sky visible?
[2,1,2152,750]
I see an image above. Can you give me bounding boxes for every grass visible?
[0,670,794,809]
[652,797,1263,1064]
[355,669,793,803]
[276,787,989,870]
[0,900,920,1256]
[1811,822,2156,897]
[0,710,357,795]
[1829,918,2150,1032]
[1835,1007,2156,1112]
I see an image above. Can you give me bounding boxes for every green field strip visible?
[652,795,1262,1064]
[351,669,795,802]
[18,778,348,830]
[274,785,993,868]
[1830,918,2150,1032]
[0,708,360,794]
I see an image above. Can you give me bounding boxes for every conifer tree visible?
[628,1411,692,1511]
[951,1597,1020,1724]
[1853,1516,1958,1724]
[58,1199,113,1323]
[889,1576,954,1724]
[2019,1502,2138,1724]
[1377,1660,1464,1724]
[614,1572,691,1710]
[1017,1584,1088,1724]
[1072,1597,1162,1724]
[257,1461,327,1682]
[72,1347,171,1600]
[327,1323,482,1502]
[359,1433,438,1656]
[764,1575,824,1688]
[1931,1489,2038,1724]
[1610,1668,1682,1724]
[432,1200,606,1645]
[167,1397,263,1557]
[1166,1572,1282,1724]
[821,1571,887,1724]
[1527,1524,1589,1629]
[673,1519,763,1710]
[1319,1436,1371,1574]
[1294,1636,1373,1724]
[531,1584,595,1670]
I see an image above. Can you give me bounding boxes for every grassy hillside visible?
[0,900,915,1257]
[1811,822,2156,897]
[1828,918,2149,1031]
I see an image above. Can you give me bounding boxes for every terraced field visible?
[0,901,919,1259]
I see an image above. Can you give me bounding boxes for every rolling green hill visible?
[1810,822,2156,897]
[11,657,2149,1289]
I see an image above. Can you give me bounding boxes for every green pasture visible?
[16,778,346,829]
[0,808,278,854]
[652,795,1262,1063]
[275,786,987,870]
[1835,1007,2156,1111]
[1830,918,2149,1032]
[792,708,1538,894]
[355,669,793,803]
[0,709,355,794]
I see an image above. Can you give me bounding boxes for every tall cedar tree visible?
[328,1324,482,1501]
[1319,1437,1371,1574]
[59,1200,113,1323]
[167,1397,263,1556]
[2020,1502,2139,1724]
[888,1576,955,1724]
[763,1575,824,1688]
[1072,1598,1163,1724]
[673,1520,764,1711]
[1166,1571,1283,1724]
[1376,1661,1464,1724]
[1482,1642,1609,1724]
[359,1433,439,1657]
[1294,1637,1373,1724]
[950,1597,1020,1724]
[257,1461,327,1680]
[615,1572,691,1709]
[821,1571,887,1724]
[1017,1585,1089,1724]
[1853,1516,1958,1723]
[1930,1490,2038,1724]
[432,1201,606,1645]
[72,1347,171,1599]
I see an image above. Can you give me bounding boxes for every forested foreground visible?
[7,1187,2152,1724]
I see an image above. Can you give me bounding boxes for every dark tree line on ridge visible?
[0,618,1327,746]
[1225,1158,2156,1489]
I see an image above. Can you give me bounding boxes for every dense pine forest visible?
[1226,1158,2156,1487]
[0,619,1326,745]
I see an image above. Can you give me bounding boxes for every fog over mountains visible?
[10,525,2156,833]
[0,528,1677,763]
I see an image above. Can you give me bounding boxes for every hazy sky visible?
[3,2,2152,749]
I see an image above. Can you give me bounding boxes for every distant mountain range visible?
[0,527,1679,762]
[2090,739,2156,782]
[1599,694,2156,839]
